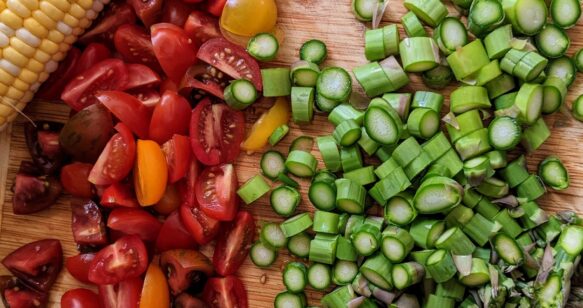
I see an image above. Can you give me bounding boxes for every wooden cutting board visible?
[2,1,583,306]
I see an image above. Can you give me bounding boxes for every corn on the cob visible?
[0,0,108,131]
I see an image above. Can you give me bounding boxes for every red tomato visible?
[155,210,197,252]
[161,78,178,92]
[1,239,62,292]
[151,23,198,83]
[98,278,142,308]
[61,288,100,308]
[128,0,162,27]
[160,249,213,295]
[162,134,192,183]
[61,59,129,111]
[61,162,94,198]
[1,278,48,308]
[206,0,227,17]
[213,211,255,276]
[175,293,209,308]
[190,99,245,165]
[71,198,108,246]
[73,43,112,78]
[80,3,137,44]
[184,11,221,46]
[181,158,199,207]
[114,24,162,71]
[127,89,161,109]
[125,64,161,90]
[179,64,226,100]
[161,0,195,26]
[88,235,148,285]
[65,253,95,284]
[12,166,62,214]
[96,91,152,139]
[149,91,191,144]
[107,208,163,242]
[197,38,262,90]
[88,123,136,185]
[36,47,81,100]
[196,164,238,221]
[179,203,221,245]
[202,276,248,308]
[100,182,140,208]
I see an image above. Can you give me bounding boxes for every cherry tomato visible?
[190,99,245,165]
[139,263,170,308]
[65,253,95,284]
[80,3,137,44]
[88,123,136,186]
[175,293,209,308]
[125,64,162,90]
[181,158,199,208]
[241,97,290,152]
[71,198,108,246]
[202,276,248,308]
[1,239,62,292]
[161,79,178,92]
[207,0,227,16]
[160,249,213,295]
[128,0,162,27]
[98,91,152,139]
[184,11,221,46]
[24,121,64,175]
[36,47,81,100]
[196,164,239,221]
[153,184,182,215]
[114,24,162,71]
[0,276,48,308]
[162,135,192,184]
[179,64,226,101]
[213,211,255,276]
[127,88,162,109]
[61,288,100,308]
[149,91,191,144]
[100,182,140,208]
[62,59,129,111]
[180,203,221,245]
[161,0,195,26]
[98,278,142,308]
[107,208,163,242]
[151,23,198,83]
[197,38,262,90]
[12,162,62,215]
[73,43,112,78]
[134,140,168,206]
[88,235,148,285]
[61,163,94,198]
[155,210,197,251]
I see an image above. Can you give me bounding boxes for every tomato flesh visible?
[202,276,248,308]
[128,0,162,27]
[65,253,95,284]
[206,0,227,16]
[179,203,221,245]
[184,11,221,46]
[196,164,239,221]
[61,288,100,308]
[213,211,255,276]
[72,43,112,78]
[125,64,161,90]
[107,208,162,242]
[162,134,192,183]
[127,88,162,109]
[88,123,136,186]
[61,163,94,198]
[151,23,199,83]
[71,198,108,246]
[12,164,62,215]
[100,182,140,208]
[114,24,162,72]
[98,277,142,308]
[36,47,81,100]
[149,91,191,145]
[88,235,148,285]
[155,210,197,251]
[160,249,213,295]
[179,64,227,100]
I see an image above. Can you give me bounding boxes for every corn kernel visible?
[31,10,56,29]
[18,68,38,84]
[0,31,8,48]
[7,0,31,18]
[33,48,51,63]
[76,0,93,10]
[5,86,25,100]
[9,36,35,57]
[21,90,33,103]
[39,71,49,83]
[79,17,91,29]
[39,39,59,55]
[0,9,24,30]
[39,1,65,22]
[46,0,70,12]
[3,47,28,68]
[0,0,6,11]
[52,51,66,62]
[12,77,29,92]
[62,13,80,28]
[26,58,43,73]
[0,69,16,85]
[47,29,65,44]
[63,34,76,45]
[0,59,21,77]
[23,17,49,39]
[68,3,86,19]
[19,0,38,10]
[0,82,8,95]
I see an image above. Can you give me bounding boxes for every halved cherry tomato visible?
[125,64,161,90]
[98,277,142,308]
[12,162,62,215]
[241,97,290,152]
[80,3,137,44]
[128,0,162,27]
[73,43,112,78]
[61,163,94,198]
[0,276,48,308]
[190,99,245,165]
[151,23,198,83]
[196,164,238,221]
[139,263,170,308]
[160,249,213,295]
[134,140,168,206]
[153,184,182,215]
[114,24,162,71]
[175,293,209,308]
[65,253,95,284]
[71,198,108,246]
[25,121,64,175]
[1,239,62,292]
[127,88,162,109]
[161,0,196,26]
[161,79,178,92]
[62,59,129,111]
[206,0,227,16]
[107,208,162,242]
[202,276,248,308]
[88,123,136,185]
[100,182,140,208]
[88,235,148,285]
[155,210,197,251]
[97,91,152,139]
[179,203,221,245]
[213,211,255,276]
[61,288,100,308]
[162,135,192,184]
[149,91,191,144]
[36,47,81,100]
[184,11,221,46]
[179,64,226,100]
[197,38,262,90]
[181,158,199,207]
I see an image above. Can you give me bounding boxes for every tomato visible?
[62,59,129,111]
[73,43,112,78]
[107,208,162,242]
[162,135,192,183]
[24,121,64,175]
[219,0,277,37]
[139,263,169,308]
[88,235,148,285]
[151,23,198,83]
[100,182,140,208]
[1,239,62,292]
[61,163,94,198]
[161,0,195,26]
[128,0,162,27]
[97,91,152,139]
[241,97,290,152]
[153,184,182,215]
[196,164,239,221]
[36,47,81,100]
[175,293,209,308]
[125,64,161,90]
[88,123,136,185]
[0,276,48,308]
[71,198,108,246]
[213,211,255,276]
[202,276,248,308]
[127,89,161,109]
[179,64,227,101]
[184,11,221,46]
[190,99,245,165]
[134,140,168,206]
[12,162,62,215]
[197,38,262,90]
[179,203,221,245]
[80,3,137,44]
[207,0,227,16]
[114,24,161,71]
[149,91,191,144]
[65,253,95,284]
[160,249,213,295]
[181,158,199,207]
[156,209,197,252]
[98,278,142,308]
[61,288,100,308]
[161,79,178,92]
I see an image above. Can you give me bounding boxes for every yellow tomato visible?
[139,263,170,308]
[220,0,278,37]
[241,97,290,152]
[153,184,181,215]
[134,140,168,206]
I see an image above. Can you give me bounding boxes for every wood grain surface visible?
[1,0,583,306]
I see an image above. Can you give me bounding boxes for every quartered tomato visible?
[88,123,136,186]
[88,235,148,285]
[161,0,196,26]
[139,263,170,308]
[197,38,262,90]
[207,0,227,16]
[65,253,95,284]
[179,64,227,101]
[128,0,162,27]
[190,99,245,165]
[100,182,140,208]
[160,249,213,295]
[73,43,112,78]
[161,79,179,93]
[107,208,162,242]
[62,59,129,111]
[98,277,142,308]
[196,164,239,221]
[127,88,162,108]
[24,121,64,175]
[213,211,255,276]
[114,24,161,71]
[61,288,100,308]
[97,91,152,139]
[162,135,192,183]
[153,184,182,215]
[71,198,108,246]
[181,158,199,207]
[0,276,48,308]
[80,3,137,44]
[61,163,94,198]
[125,64,161,90]
[134,140,168,206]
[241,97,290,152]
[151,23,199,83]
[36,47,81,100]
[175,293,209,308]
[180,203,221,245]
[1,239,62,292]
[155,210,197,251]
[184,11,221,46]
[202,276,248,308]
[149,91,191,144]
[12,162,62,215]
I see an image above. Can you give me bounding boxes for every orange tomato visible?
[153,184,182,215]
[241,97,290,152]
[134,140,168,206]
[219,0,278,37]
[139,263,170,308]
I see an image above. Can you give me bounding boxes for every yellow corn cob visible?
[0,0,108,131]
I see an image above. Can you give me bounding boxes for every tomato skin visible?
[114,24,162,71]
[98,277,142,308]
[161,0,195,26]
[88,123,137,185]
[151,23,199,83]
[134,140,169,206]
[73,43,112,78]
[61,288,100,308]
[36,47,81,100]
[125,64,162,90]
[97,90,152,139]
[100,182,140,208]
[207,0,227,16]
[149,91,192,144]
[128,89,162,109]
[12,163,63,214]
[160,249,213,295]
[61,163,94,198]
[175,293,209,308]
[128,0,162,27]
[162,134,192,183]
[161,79,178,92]
[179,65,226,100]
[184,11,221,46]
[202,276,248,308]
[153,184,182,215]
[80,3,137,44]
[179,203,221,245]
[213,211,255,276]
[139,263,170,308]
[181,158,199,207]
[65,253,95,284]
[155,210,197,252]
[88,235,149,285]
[107,208,163,242]
[71,198,108,246]
[196,164,239,221]
[1,277,48,308]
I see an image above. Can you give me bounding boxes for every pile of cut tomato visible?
[2,1,262,307]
